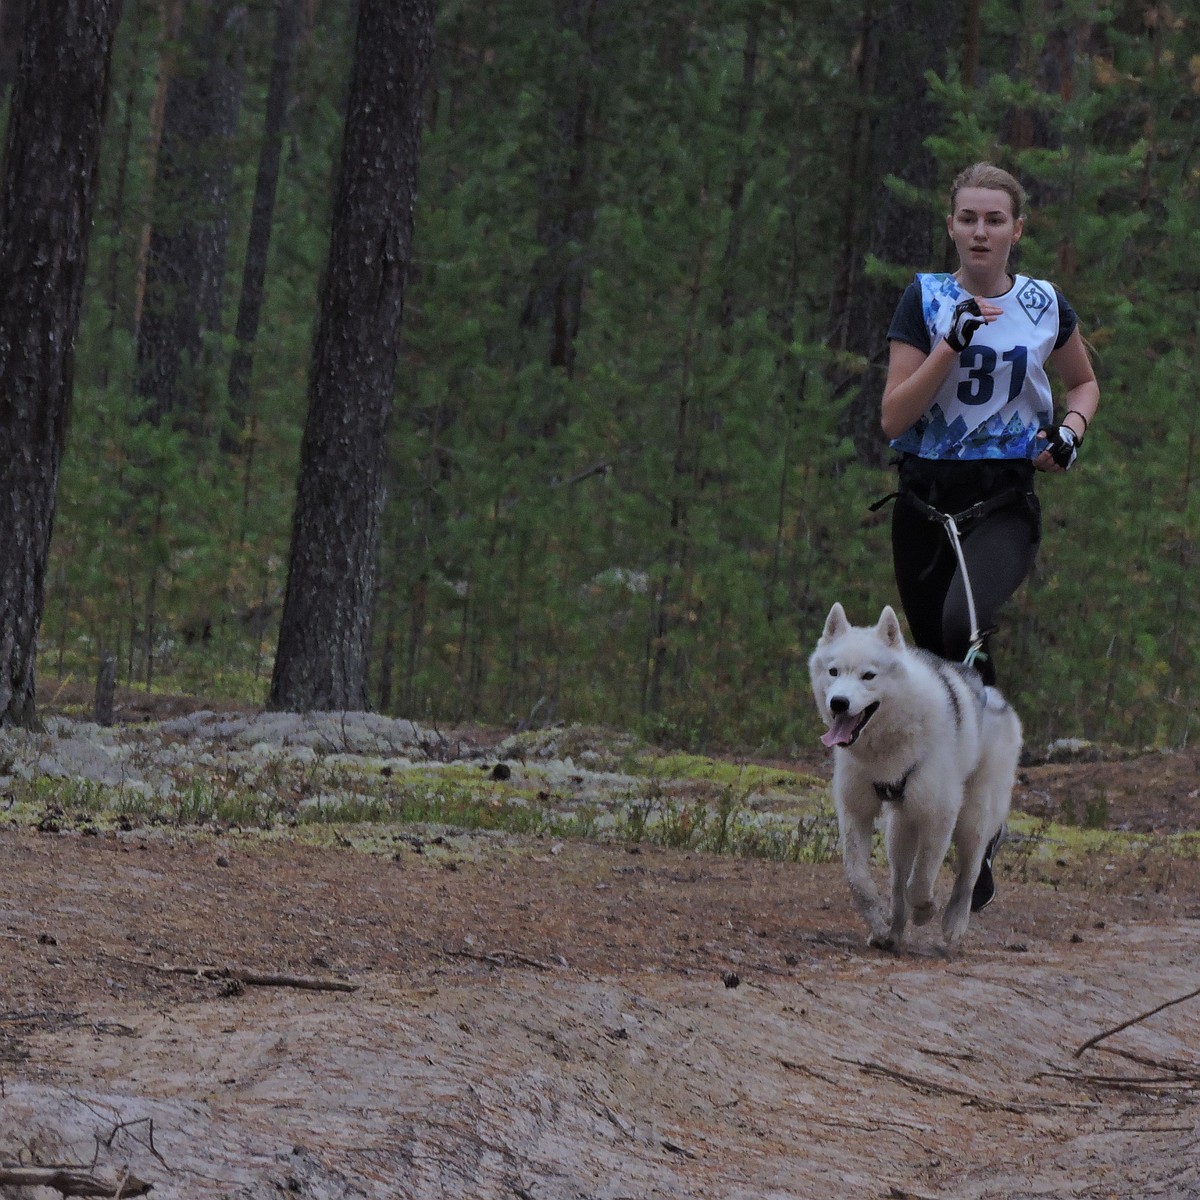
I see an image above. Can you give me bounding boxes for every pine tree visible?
[134,0,245,431]
[227,0,303,442]
[0,0,123,726]
[269,0,436,712]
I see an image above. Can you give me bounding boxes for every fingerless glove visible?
[944,297,984,353]
[1043,424,1079,470]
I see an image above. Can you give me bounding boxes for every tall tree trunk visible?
[961,0,982,88]
[717,6,760,333]
[226,0,303,444]
[100,0,149,375]
[0,0,29,99]
[831,0,960,465]
[132,0,183,330]
[134,0,245,430]
[0,0,123,727]
[520,0,604,392]
[644,236,708,717]
[268,0,435,713]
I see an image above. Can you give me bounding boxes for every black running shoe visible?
[971,826,1005,913]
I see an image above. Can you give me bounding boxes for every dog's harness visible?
[874,768,914,803]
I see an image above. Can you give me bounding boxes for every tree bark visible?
[227,0,304,443]
[268,0,435,713]
[520,0,605,390]
[134,0,245,429]
[0,0,123,727]
[99,0,150,366]
[831,0,960,465]
[0,0,29,99]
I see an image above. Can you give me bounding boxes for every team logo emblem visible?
[1017,279,1052,325]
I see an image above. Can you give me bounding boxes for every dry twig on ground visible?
[0,1163,151,1197]
[1074,985,1200,1058]
[157,965,358,992]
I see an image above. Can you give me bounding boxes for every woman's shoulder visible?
[889,276,937,350]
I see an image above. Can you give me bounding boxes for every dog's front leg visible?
[838,798,890,948]
[908,809,956,929]
[884,812,919,948]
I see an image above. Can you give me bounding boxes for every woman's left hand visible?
[1034,425,1079,472]
[1033,444,1062,472]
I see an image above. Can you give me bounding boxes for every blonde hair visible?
[949,162,1026,220]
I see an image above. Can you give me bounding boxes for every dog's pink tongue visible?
[821,713,857,748]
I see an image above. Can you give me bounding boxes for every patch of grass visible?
[1082,792,1110,830]
[1,748,841,865]
[1002,812,1200,900]
[1059,791,1111,830]
[300,779,557,835]
[3,775,123,823]
[612,778,839,863]
[636,751,817,791]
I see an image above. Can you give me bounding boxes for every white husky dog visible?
[809,602,1021,952]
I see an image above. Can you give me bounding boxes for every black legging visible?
[890,458,1040,687]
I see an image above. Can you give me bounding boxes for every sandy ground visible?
[1,714,1198,1199]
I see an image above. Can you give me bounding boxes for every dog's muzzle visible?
[821,699,880,748]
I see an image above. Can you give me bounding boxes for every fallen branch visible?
[840,1058,1094,1114]
[157,966,357,993]
[444,947,553,971]
[0,1009,81,1025]
[1074,985,1200,1058]
[1104,1123,1196,1134]
[849,1060,1009,1110]
[0,1164,151,1197]
[97,952,357,992]
[1034,1069,1199,1093]
[661,1137,698,1160]
[1094,1044,1200,1075]
[779,1058,839,1086]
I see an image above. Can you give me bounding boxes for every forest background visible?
[12,0,1200,752]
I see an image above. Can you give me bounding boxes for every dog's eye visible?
[828,667,839,678]
[862,671,876,681]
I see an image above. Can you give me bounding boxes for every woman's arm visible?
[1033,327,1099,473]
[1051,327,1099,438]
[880,300,1002,441]
[881,340,956,441]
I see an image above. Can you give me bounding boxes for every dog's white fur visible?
[809,602,1021,952]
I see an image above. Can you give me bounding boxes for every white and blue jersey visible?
[887,272,1077,461]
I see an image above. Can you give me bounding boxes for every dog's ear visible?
[876,606,905,649]
[822,602,849,641]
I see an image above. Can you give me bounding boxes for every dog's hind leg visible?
[944,748,1017,948]
[943,823,987,947]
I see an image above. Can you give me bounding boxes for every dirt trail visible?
[2,826,1198,1199]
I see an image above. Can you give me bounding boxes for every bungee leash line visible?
[915,501,986,669]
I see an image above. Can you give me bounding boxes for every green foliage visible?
[34,0,1200,751]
